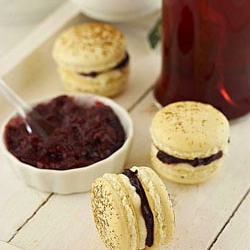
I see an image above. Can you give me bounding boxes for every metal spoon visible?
[0,79,54,139]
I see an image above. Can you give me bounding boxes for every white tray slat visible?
[211,191,250,250]
[8,193,105,250]
[0,241,24,250]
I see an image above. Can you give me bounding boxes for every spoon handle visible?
[0,79,31,118]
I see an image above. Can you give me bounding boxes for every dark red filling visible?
[157,150,223,167]
[4,95,125,170]
[122,169,154,247]
[79,52,129,77]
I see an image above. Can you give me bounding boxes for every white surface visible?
[0,24,34,56]
[211,192,250,250]
[0,241,24,250]
[0,0,65,25]
[0,1,79,77]
[0,0,66,56]
[70,0,161,22]
[0,1,249,250]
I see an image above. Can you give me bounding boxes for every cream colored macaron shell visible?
[53,22,126,73]
[150,101,230,184]
[91,166,175,250]
[59,63,129,97]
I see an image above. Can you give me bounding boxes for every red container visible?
[154,0,250,119]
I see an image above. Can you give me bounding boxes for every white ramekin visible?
[0,93,133,194]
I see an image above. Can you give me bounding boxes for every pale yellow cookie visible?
[150,101,230,184]
[91,166,175,250]
[53,22,129,96]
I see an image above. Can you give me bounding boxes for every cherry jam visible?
[4,95,125,170]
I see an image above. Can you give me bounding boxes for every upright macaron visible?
[150,101,230,184]
[91,166,175,250]
[52,22,129,97]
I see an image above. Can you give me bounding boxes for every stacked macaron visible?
[53,22,129,97]
[91,166,175,250]
[150,101,230,184]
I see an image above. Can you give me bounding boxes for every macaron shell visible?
[151,143,225,184]
[150,101,230,159]
[91,177,136,250]
[58,64,129,97]
[131,166,175,248]
[53,23,126,73]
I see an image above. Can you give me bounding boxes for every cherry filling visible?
[122,169,154,247]
[157,150,223,167]
[4,95,125,170]
[79,52,129,78]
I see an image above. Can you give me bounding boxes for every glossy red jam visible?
[4,95,125,170]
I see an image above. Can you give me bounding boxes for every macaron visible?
[150,101,230,184]
[52,22,129,97]
[91,166,175,250]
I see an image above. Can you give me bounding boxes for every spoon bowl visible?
[0,79,54,138]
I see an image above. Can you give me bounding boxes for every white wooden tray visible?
[0,2,250,250]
